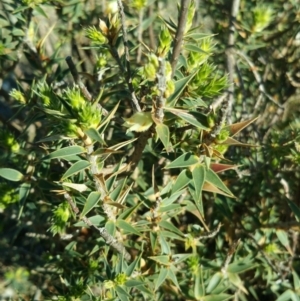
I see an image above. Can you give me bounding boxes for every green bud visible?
[0,128,20,152]
[130,0,147,10]
[214,144,228,154]
[148,53,159,68]
[164,80,175,98]
[115,273,127,285]
[215,128,230,143]
[9,89,26,104]
[96,54,107,68]
[187,38,214,70]
[85,26,107,45]
[157,26,172,57]
[143,62,157,81]
[165,61,172,80]
[64,87,85,110]
[0,183,18,209]
[252,5,273,33]
[77,103,102,130]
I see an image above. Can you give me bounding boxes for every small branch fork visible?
[64,191,131,262]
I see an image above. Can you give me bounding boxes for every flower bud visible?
[252,5,273,33]
[157,26,172,57]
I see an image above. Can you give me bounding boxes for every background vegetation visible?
[1,0,300,300]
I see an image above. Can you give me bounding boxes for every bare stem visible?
[171,0,190,77]
[117,0,141,112]
[154,58,166,123]
[137,8,144,63]
[225,0,240,123]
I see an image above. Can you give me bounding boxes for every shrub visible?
[1,0,300,300]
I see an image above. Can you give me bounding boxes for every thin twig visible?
[154,58,166,123]
[171,0,190,77]
[148,4,156,50]
[236,50,283,109]
[65,56,93,102]
[221,239,241,273]
[137,8,144,64]
[117,0,141,112]
[203,95,229,145]
[64,192,131,262]
[128,127,153,169]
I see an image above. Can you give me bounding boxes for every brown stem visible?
[171,0,190,77]
[117,0,142,112]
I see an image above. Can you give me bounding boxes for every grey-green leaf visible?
[155,267,168,291]
[166,153,199,169]
[192,164,206,203]
[80,192,101,218]
[44,145,85,160]
[156,123,172,152]
[0,168,24,182]
[117,220,141,236]
[206,169,234,197]
[61,160,90,180]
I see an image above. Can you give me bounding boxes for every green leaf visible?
[80,192,101,218]
[205,169,234,197]
[18,182,31,219]
[85,128,104,143]
[115,286,130,301]
[287,200,300,222]
[201,294,233,301]
[105,220,116,236]
[165,153,199,169]
[61,160,90,180]
[74,215,105,227]
[293,270,300,291]
[98,101,120,132]
[60,182,88,192]
[171,169,192,194]
[0,168,24,182]
[276,230,292,254]
[126,251,143,277]
[155,267,168,291]
[12,28,24,37]
[156,123,172,152]
[34,5,48,18]
[168,267,181,290]
[192,164,206,203]
[276,289,299,301]
[162,189,187,207]
[194,271,204,299]
[206,272,223,293]
[118,202,142,221]
[227,272,247,294]
[159,220,184,237]
[148,255,170,265]
[159,233,171,254]
[125,280,145,287]
[165,107,209,130]
[116,220,141,236]
[167,70,198,106]
[44,145,85,160]
[184,43,208,54]
[227,259,256,274]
